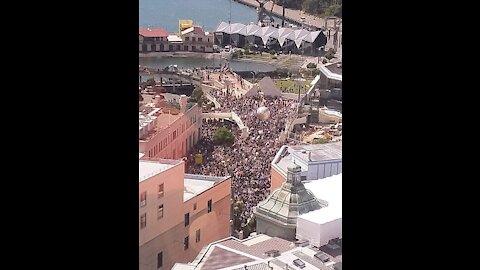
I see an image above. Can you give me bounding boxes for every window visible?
[184,236,189,250]
[196,229,201,243]
[140,192,147,207]
[193,203,197,210]
[185,37,189,41]
[158,204,164,219]
[184,213,190,226]
[158,183,164,198]
[157,252,163,269]
[140,213,147,229]
[192,37,196,42]
[198,37,202,42]
[208,199,212,213]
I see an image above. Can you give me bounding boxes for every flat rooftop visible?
[290,142,342,162]
[139,160,181,182]
[301,174,342,224]
[274,142,342,174]
[325,62,342,75]
[183,174,229,202]
[173,234,342,270]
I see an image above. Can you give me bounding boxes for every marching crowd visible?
[186,85,298,231]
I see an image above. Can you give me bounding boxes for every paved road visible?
[234,0,338,29]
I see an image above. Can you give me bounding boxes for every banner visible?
[195,154,203,165]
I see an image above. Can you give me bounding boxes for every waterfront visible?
[139,0,283,32]
[139,55,276,75]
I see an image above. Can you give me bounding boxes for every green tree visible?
[187,87,205,106]
[325,4,341,17]
[213,127,234,145]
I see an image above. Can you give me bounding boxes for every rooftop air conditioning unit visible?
[265,250,280,257]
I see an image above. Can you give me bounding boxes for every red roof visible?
[139,28,169,38]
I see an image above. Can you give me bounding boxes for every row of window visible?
[140,203,164,229]
[148,119,199,158]
[141,199,212,230]
[184,37,209,43]
[153,229,200,269]
[185,199,212,227]
[183,229,201,251]
[140,183,164,207]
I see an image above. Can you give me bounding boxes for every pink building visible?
[180,26,214,52]
[139,158,232,270]
[139,94,202,160]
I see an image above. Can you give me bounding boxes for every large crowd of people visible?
[186,81,298,232]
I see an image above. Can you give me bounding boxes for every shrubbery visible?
[213,127,234,145]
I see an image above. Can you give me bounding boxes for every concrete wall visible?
[256,216,296,241]
[319,111,342,124]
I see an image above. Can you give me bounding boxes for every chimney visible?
[180,94,187,113]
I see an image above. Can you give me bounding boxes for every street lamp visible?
[251,71,255,83]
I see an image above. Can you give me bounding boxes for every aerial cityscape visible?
[139,1,342,269]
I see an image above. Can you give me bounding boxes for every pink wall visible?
[139,160,232,270]
[270,166,286,192]
[139,161,184,246]
[140,105,202,160]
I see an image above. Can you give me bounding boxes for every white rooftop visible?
[139,160,178,183]
[323,109,342,118]
[139,153,145,159]
[167,35,183,42]
[183,174,229,202]
[301,173,342,224]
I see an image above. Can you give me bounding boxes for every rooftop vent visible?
[293,259,305,269]
[314,252,330,263]
[265,250,280,257]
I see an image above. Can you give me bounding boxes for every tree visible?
[187,87,205,106]
[325,4,341,17]
[243,43,252,55]
[213,127,234,145]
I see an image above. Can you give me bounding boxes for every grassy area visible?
[274,79,313,94]
[240,53,273,61]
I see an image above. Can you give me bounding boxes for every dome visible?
[256,106,270,121]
